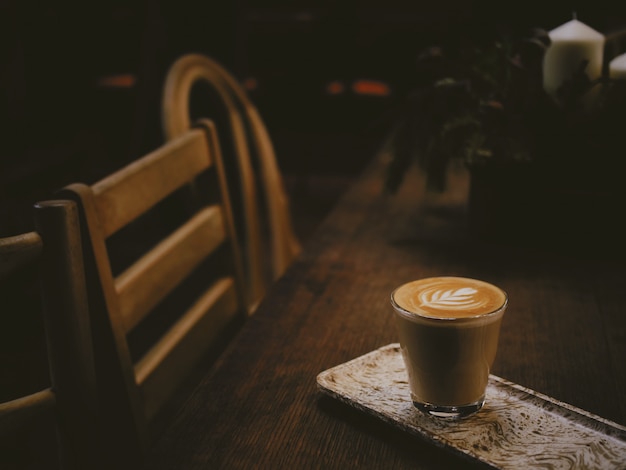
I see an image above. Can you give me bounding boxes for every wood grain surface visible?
[146,153,626,469]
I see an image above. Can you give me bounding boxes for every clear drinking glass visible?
[391,276,508,419]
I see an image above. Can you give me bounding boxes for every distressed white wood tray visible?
[316,343,626,469]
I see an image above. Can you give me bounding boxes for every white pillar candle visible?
[543,18,605,100]
[609,53,626,79]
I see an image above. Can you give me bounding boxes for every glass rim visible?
[390,286,508,322]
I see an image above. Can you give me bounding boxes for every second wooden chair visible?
[59,119,247,467]
[161,53,301,313]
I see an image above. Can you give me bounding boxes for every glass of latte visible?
[391,276,507,419]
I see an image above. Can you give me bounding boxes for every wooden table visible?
[146,153,626,469]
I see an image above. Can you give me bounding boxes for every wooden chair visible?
[161,53,301,313]
[58,119,247,466]
[0,200,101,469]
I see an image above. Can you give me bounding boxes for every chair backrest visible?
[58,119,247,465]
[161,53,301,313]
[0,200,101,469]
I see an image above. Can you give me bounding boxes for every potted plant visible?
[385,27,626,249]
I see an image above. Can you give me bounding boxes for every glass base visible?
[413,397,485,420]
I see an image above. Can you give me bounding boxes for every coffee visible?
[391,277,507,418]
[392,277,506,318]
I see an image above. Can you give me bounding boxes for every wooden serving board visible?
[317,344,626,469]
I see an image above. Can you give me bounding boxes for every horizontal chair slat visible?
[0,232,43,280]
[0,388,55,436]
[134,277,238,421]
[93,129,212,237]
[116,206,226,332]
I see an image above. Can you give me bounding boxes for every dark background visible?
[1,1,625,468]
[2,1,625,238]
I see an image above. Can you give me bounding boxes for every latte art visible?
[392,277,507,319]
[419,287,482,310]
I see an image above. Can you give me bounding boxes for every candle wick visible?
[572,11,577,20]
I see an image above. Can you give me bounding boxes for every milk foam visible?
[393,277,506,318]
